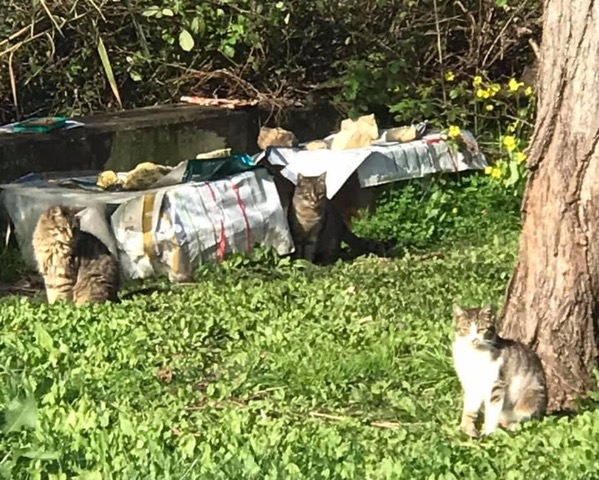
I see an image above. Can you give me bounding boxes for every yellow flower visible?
[476,88,490,99]
[484,165,502,179]
[473,76,483,86]
[491,167,503,179]
[489,83,501,96]
[525,86,533,96]
[515,152,527,164]
[508,78,523,92]
[448,125,461,138]
[445,71,455,82]
[502,135,517,152]
[485,104,494,111]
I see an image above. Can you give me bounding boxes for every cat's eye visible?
[483,326,496,338]
[456,323,471,334]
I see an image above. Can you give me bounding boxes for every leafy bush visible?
[442,74,535,195]
[1,178,598,479]
[353,174,522,251]
[385,72,537,197]
[0,0,540,123]
[0,0,538,196]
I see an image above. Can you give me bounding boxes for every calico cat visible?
[452,305,547,437]
[32,205,120,305]
[288,172,382,265]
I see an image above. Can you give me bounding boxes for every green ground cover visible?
[1,176,597,479]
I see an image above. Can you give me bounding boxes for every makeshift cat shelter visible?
[110,169,291,281]
[0,156,293,282]
[259,129,486,196]
[256,125,488,225]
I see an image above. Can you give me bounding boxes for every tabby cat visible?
[71,230,120,305]
[452,305,547,437]
[32,205,120,305]
[32,205,79,303]
[288,172,382,265]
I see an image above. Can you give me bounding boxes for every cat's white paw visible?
[503,422,520,432]
[461,423,479,438]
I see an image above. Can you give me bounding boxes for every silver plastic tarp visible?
[258,130,488,197]
[1,129,488,282]
[0,168,293,281]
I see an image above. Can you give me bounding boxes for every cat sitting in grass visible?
[288,172,385,265]
[32,205,120,305]
[452,305,547,437]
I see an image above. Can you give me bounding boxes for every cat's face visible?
[453,304,497,347]
[295,172,327,207]
[44,205,83,235]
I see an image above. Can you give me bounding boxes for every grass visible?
[0,175,598,479]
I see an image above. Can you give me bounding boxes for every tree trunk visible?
[500,0,599,412]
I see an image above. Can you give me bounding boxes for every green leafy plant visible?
[385,72,537,196]
[0,179,597,479]
[353,174,522,252]
[2,396,38,433]
[0,0,540,123]
[458,75,535,195]
[0,395,60,479]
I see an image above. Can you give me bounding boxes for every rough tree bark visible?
[500,0,599,412]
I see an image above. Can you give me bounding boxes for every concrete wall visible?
[0,103,342,183]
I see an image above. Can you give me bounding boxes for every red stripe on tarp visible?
[205,182,227,262]
[230,181,252,253]
[425,136,459,170]
[424,137,444,145]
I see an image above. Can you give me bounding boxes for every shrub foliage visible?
[1,0,540,122]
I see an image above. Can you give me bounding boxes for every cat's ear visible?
[46,205,61,217]
[296,173,305,184]
[68,207,84,229]
[480,305,495,319]
[453,304,467,319]
[70,213,81,230]
[317,171,327,183]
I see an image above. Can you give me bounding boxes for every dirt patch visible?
[0,273,44,298]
